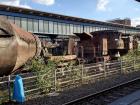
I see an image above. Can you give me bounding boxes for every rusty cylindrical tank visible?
[0,17,41,76]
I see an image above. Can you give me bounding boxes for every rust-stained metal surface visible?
[0,17,41,76]
[91,30,125,50]
[75,30,133,63]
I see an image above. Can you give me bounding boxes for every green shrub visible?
[26,57,56,93]
[121,50,140,60]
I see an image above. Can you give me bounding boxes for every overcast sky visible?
[0,0,140,26]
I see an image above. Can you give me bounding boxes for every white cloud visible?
[0,0,31,8]
[0,0,55,8]
[96,0,109,11]
[131,18,140,27]
[33,0,55,6]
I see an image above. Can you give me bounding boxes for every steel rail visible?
[63,77,140,105]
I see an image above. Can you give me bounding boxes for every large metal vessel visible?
[0,17,41,76]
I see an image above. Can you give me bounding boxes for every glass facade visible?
[33,19,39,33]
[80,26,83,33]
[15,17,21,27]
[48,21,53,34]
[92,26,96,32]
[77,25,81,33]
[66,24,69,35]
[21,18,27,31]
[44,20,49,33]
[58,22,62,34]
[54,22,58,34]
[70,24,74,34]
[62,23,66,35]
[8,16,14,23]
[39,20,44,33]
[73,24,77,33]
[28,18,33,32]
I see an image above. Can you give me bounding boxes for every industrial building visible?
[108,18,131,26]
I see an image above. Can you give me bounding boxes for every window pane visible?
[88,26,90,33]
[100,27,103,31]
[77,25,80,33]
[70,24,74,34]
[28,19,33,32]
[33,19,39,32]
[58,23,62,34]
[73,24,77,33]
[39,20,44,33]
[85,26,88,32]
[108,27,112,30]
[54,22,58,34]
[15,17,21,27]
[105,27,107,30]
[92,26,96,32]
[21,18,27,31]
[84,26,87,32]
[49,21,54,34]
[8,16,14,24]
[84,26,86,32]
[90,26,92,32]
[44,21,49,33]
[80,25,83,33]
[96,26,100,31]
[84,26,90,33]
[62,23,66,35]
[66,24,70,35]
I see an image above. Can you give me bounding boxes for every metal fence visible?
[1,57,140,103]
[0,72,38,103]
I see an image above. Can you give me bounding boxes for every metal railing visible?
[1,57,140,103]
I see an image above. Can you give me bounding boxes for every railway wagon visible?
[75,30,136,63]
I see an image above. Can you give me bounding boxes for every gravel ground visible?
[3,83,98,105]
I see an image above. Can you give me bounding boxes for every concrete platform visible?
[109,90,140,105]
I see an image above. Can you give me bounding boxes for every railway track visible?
[63,78,140,105]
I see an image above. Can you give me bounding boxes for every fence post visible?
[81,63,84,84]
[104,61,106,78]
[120,59,123,74]
[81,46,84,84]
[121,57,125,74]
[54,69,57,92]
[8,75,11,101]
[133,57,135,71]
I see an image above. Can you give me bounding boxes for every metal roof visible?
[0,4,139,30]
